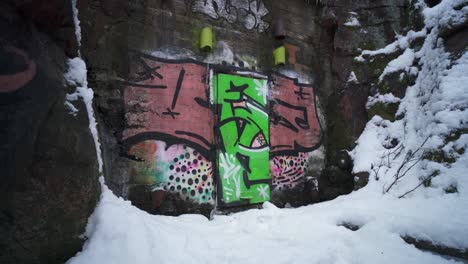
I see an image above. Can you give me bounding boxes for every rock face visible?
[0,1,100,263]
[77,0,420,215]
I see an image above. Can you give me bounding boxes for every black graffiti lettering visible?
[226,81,248,94]
[136,65,163,80]
[175,130,211,148]
[139,56,162,79]
[295,116,310,129]
[122,82,167,89]
[195,75,212,109]
[294,86,311,100]
[171,68,185,109]
[271,144,293,150]
[271,98,310,132]
[270,110,299,133]
[242,171,271,188]
[236,153,251,173]
[162,108,180,119]
[162,68,186,119]
[130,55,164,82]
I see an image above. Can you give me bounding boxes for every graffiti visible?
[214,73,270,204]
[268,74,321,191]
[192,0,269,33]
[270,73,321,156]
[123,54,214,158]
[270,152,312,190]
[0,46,37,93]
[158,142,214,203]
[123,54,215,204]
[122,53,322,206]
[128,141,214,203]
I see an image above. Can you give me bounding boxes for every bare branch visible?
[384,137,430,194]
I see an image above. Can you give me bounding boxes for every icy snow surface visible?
[67,180,468,264]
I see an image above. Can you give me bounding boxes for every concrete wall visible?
[78,0,417,215]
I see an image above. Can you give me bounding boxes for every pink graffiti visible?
[270,74,321,155]
[270,152,312,190]
[0,46,37,93]
[123,57,214,151]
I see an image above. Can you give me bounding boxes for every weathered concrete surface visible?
[0,1,100,263]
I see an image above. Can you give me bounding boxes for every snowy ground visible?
[66,180,468,264]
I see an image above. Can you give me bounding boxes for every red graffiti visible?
[0,46,37,93]
[270,74,321,155]
[123,56,214,152]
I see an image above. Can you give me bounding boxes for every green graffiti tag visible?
[214,73,271,204]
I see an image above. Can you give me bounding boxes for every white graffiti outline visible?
[257,184,269,200]
[254,79,268,104]
[219,153,241,183]
[220,153,242,199]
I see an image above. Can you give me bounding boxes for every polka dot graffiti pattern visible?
[127,140,215,204]
[161,146,215,204]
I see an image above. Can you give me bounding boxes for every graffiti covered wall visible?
[122,54,215,205]
[270,74,322,191]
[192,0,269,33]
[122,53,321,208]
[214,73,271,205]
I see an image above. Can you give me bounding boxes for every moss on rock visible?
[367,102,399,121]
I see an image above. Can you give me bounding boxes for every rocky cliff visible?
[0,0,99,263]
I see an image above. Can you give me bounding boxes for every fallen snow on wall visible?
[278,69,313,84]
[344,12,360,27]
[347,71,358,83]
[205,41,235,64]
[379,48,416,82]
[66,0,103,173]
[366,93,401,109]
[150,42,257,70]
[71,0,81,56]
[355,29,427,62]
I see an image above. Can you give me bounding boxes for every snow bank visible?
[67,180,468,264]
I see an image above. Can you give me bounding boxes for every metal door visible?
[213,73,271,205]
